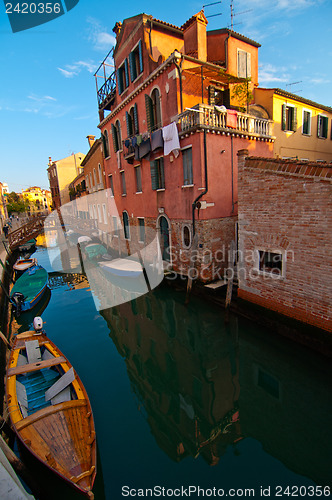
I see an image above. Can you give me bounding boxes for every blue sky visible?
[1,0,331,192]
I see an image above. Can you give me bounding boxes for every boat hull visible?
[10,265,49,312]
[6,332,97,498]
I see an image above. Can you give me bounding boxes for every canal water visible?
[11,246,332,499]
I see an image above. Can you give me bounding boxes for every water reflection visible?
[101,288,332,486]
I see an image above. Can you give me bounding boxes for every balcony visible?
[179,104,273,140]
[97,72,116,112]
[123,140,135,164]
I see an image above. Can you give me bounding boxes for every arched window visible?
[122,211,130,240]
[103,130,110,158]
[111,120,122,152]
[145,88,161,132]
[98,163,103,184]
[89,173,93,187]
[182,225,191,249]
[93,168,97,186]
[126,104,139,137]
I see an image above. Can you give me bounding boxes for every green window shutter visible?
[126,112,132,137]
[145,94,154,132]
[117,68,123,95]
[134,103,139,134]
[323,116,328,138]
[102,133,107,157]
[150,161,158,190]
[111,124,118,152]
[129,52,135,82]
[124,59,129,88]
[159,157,165,189]
[138,39,143,74]
[281,104,286,131]
[292,107,297,132]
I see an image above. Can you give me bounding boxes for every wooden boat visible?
[13,257,38,275]
[10,265,48,314]
[6,322,96,498]
[84,243,107,260]
[99,258,143,278]
[18,239,36,252]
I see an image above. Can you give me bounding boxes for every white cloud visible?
[86,17,116,51]
[259,63,289,83]
[28,94,57,102]
[58,67,77,78]
[58,60,96,78]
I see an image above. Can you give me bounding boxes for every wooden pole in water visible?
[186,234,199,304]
[0,330,12,349]
[225,240,235,323]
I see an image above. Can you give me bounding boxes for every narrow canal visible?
[9,245,332,499]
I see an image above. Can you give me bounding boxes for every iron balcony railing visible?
[97,71,116,110]
[179,104,273,138]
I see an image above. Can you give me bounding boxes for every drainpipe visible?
[231,135,234,213]
[173,54,183,114]
[149,19,153,57]
[192,128,208,236]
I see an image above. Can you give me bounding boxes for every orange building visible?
[95,11,274,281]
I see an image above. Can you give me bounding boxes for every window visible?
[112,120,122,152]
[129,40,143,82]
[302,110,311,135]
[117,59,129,95]
[98,163,103,184]
[237,50,251,78]
[145,88,162,132]
[182,148,193,185]
[135,165,142,192]
[317,114,328,139]
[97,204,102,223]
[112,216,119,236]
[282,104,297,132]
[123,211,130,239]
[108,174,114,195]
[89,173,93,188]
[103,130,110,158]
[102,204,107,224]
[120,171,126,195]
[126,104,139,137]
[93,168,97,186]
[182,225,191,249]
[150,157,165,190]
[258,250,283,276]
[138,218,145,242]
[85,175,89,190]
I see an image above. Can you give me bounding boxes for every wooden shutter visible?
[323,116,328,138]
[159,158,165,189]
[102,132,107,157]
[124,59,129,88]
[126,112,132,137]
[150,161,158,190]
[117,68,123,95]
[129,51,135,82]
[246,53,251,78]
[317,115,321,137]
[238,50,246,78]
[281,104,286,131]
[138,40,143,74]
[134,104,139,134]
[292,107,297,132]
[111,124,118,152]
[145,94,154,132]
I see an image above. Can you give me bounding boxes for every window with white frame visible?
[108,174,114,196]
[135,165,142,192]
[102,204,107,224]
[182,147,193,186]
[302,110,311,135]
[317,114,328,139]
[282,104,297,132]
[97,204,102,223]
[138,218,145,242]
[98,164,103,184]
[112,216,119,236]
[237,50,251,78]
[120,171,126,195]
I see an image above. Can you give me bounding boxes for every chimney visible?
[182,11,208,61]
[87,135,96,148]
[48,156,52,166]
[112,22,122,38]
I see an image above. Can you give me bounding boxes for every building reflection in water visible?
[101,286,332,486]
[101,288,242,467]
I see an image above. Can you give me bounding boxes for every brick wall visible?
[237,155,332,332]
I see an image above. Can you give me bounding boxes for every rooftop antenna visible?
[203,1,223,19]
[286,81,303,94]
[229,0,253,30]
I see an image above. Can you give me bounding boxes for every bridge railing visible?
[8,216,47,250]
